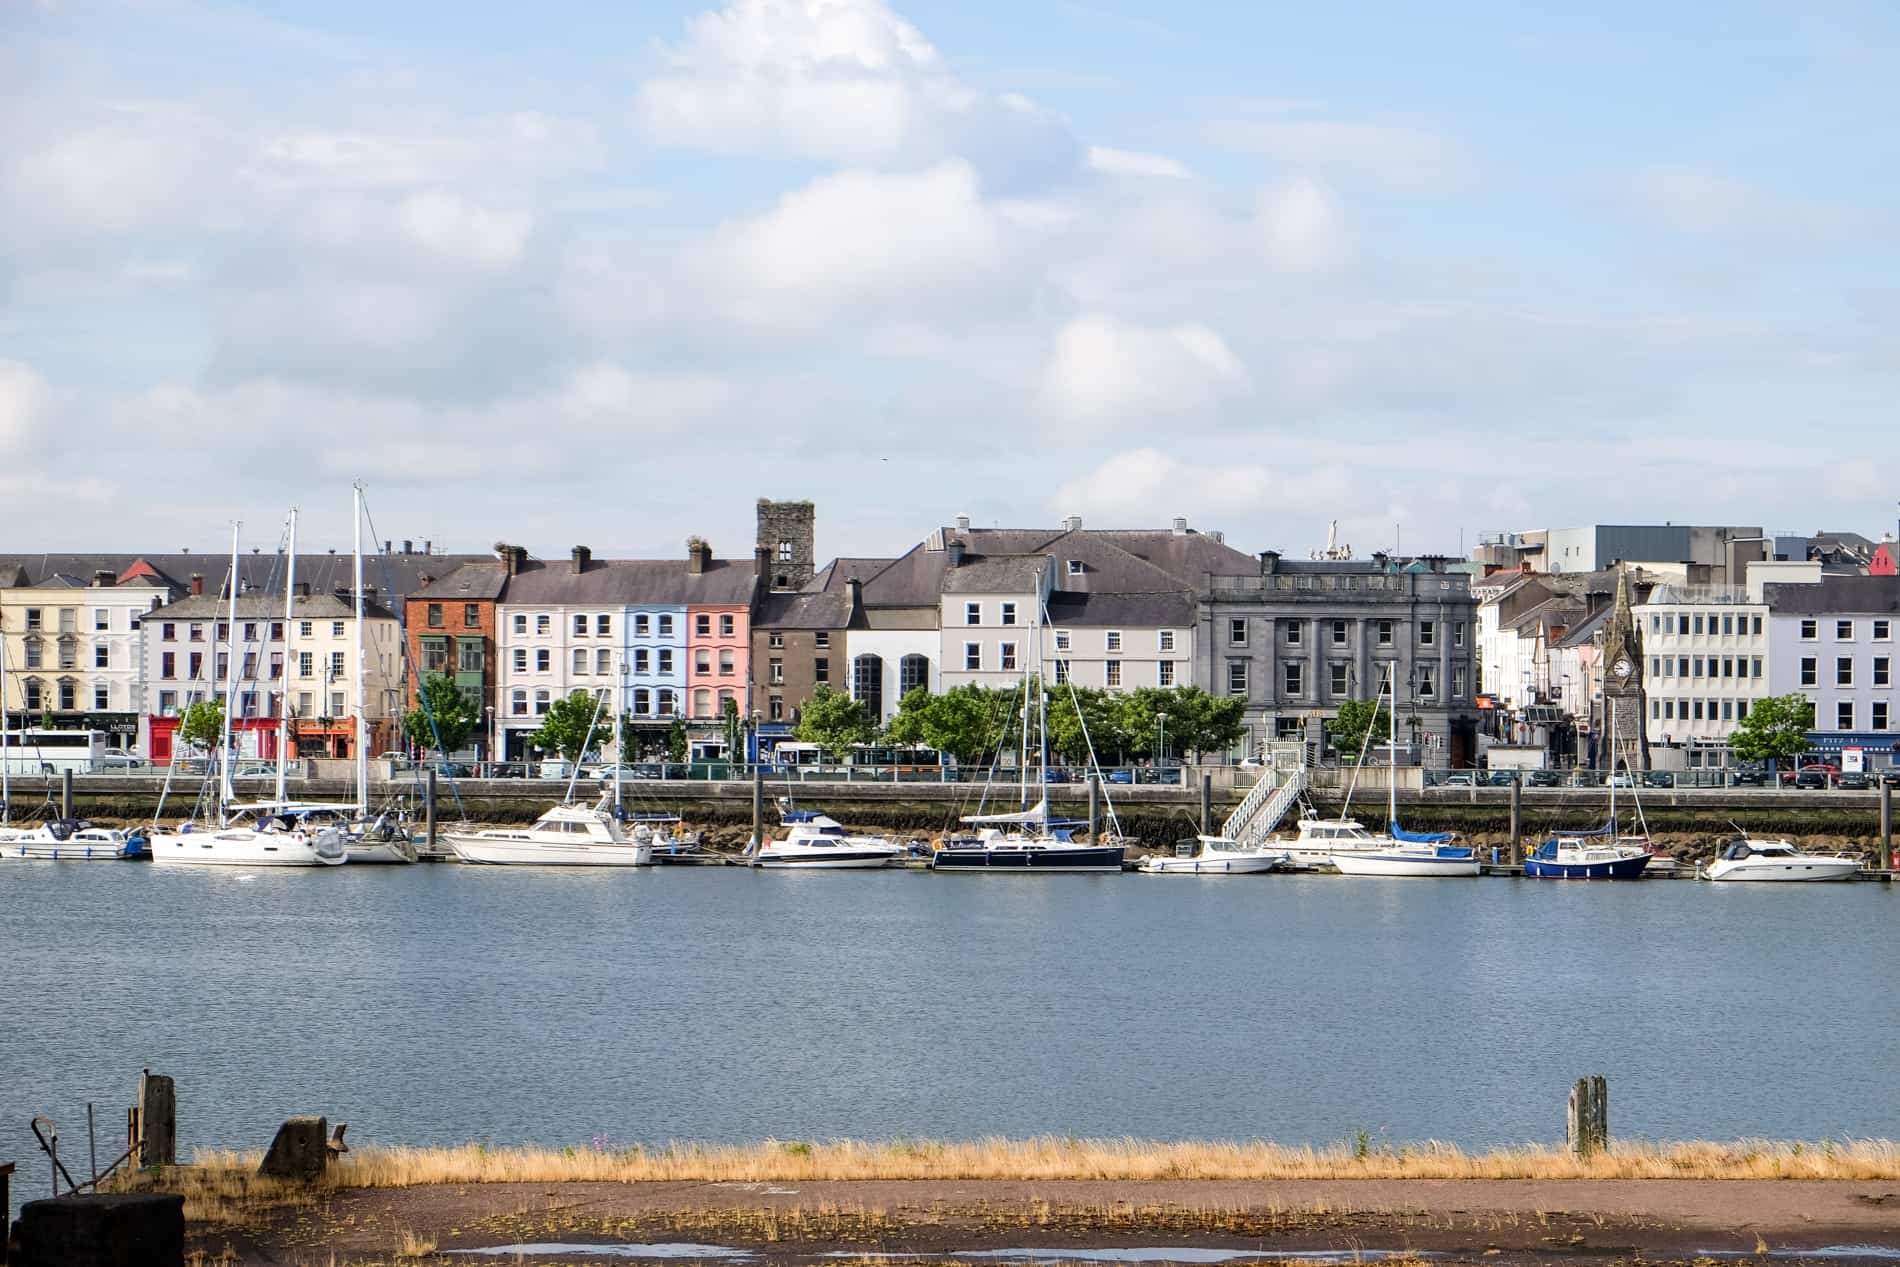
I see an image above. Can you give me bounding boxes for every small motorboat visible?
[1701,838,1861,882]
[445,800,654,867]
[750,808,901,869]
[0,818,148,861]
[1141,835,1287,874]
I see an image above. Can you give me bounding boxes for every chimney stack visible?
[383,540,392,554]
[946,540,964,567]
[402,540,413,554]
[295,581,310,597]
[571,545,591,575]
[1259,550,1281,575]
[955,513,971,532]
[497,543,524,577]
[190,573,204,597]
[846,576,862,614]
[686,537,711,575]
[1061,515,1082,532]
[91,570,116,587]
[754,544,772,582]
[364,585,378,605]
[1171,516,1189,536]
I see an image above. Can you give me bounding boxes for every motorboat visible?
[1525,826,1653,879]
[1140,835,1287,874]
[0,818,148,861]
[1326,667,1477,878]
[147,807,348,867]
[1701,838,1861,882]
[1275,816,1395,871]
[444,801,654,866]
[749,808,901,869]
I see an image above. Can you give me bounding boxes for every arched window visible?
[853,653,884,721]
[899,654,930,697]
[634,687,651,715]
[693,688,713,718]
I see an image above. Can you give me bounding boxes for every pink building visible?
[682,537,755,723]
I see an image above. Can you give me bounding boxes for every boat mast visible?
[1,633,10,823]
[614,653,624,817]
[218,521,242,814]
[1387,663,1398,831]
[1035,569,1049,831]
[1608,705,1617,830]
[353,482,368,814]
[275,508,297,806]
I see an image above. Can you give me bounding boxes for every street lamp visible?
[1155,713,1167,766]
[484,704,495,770]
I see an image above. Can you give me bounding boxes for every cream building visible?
[0,569,175,754]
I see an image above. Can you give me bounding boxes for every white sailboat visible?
[341,485,417,863]
[1329,667,1478,877]
[148,522,348,867]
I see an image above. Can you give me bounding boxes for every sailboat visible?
[1329,667,1478,877]
[148,522,348,867]
[1524,710,1651,880]
[338,485,417,863]
[931,573,1125,874]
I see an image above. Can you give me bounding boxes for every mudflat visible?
[192,1177,1900,1265]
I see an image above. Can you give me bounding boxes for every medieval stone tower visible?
[756,499,815,592]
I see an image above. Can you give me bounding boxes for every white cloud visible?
[0,361,50,452]
[394,191,534,268]
[1200,114,1470,194]
[635,0,1078,180]
[557,361,731,422]
[1053,448,1271,519]
[1086,146,1189,179]
[1257,176,1351,273]
[1040,316,1252,424]
[1622,163,1853,237]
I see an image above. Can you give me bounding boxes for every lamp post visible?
[1155,713,1167,766]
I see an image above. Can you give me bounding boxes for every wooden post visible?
[1566,1075,1607,1157]
[424,768,437,850]
[135,1071,174,1169]
[1881,780,1892,870]
[60,770,72,820]
[2,1159,12,1266]
[750,754,764,848]
[1087,774,1101,844]
[1199,772,1212,836]
[1508,772,1522,865]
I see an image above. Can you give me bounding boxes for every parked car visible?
[1641,770,1675,789]
[229,761,281,782]
[97,753,151,772]
[1105,769,1134,785]
[1791,766,1833,790]
[1837,771,1873,791]
[1439,771,1479,788]
[1728,768,1769,787]
[1483,769,1517,786]
[1525,769,1561,788]
[1568,769,1603,787]
[1136,767,1183,785]
[1607,772,1635,788]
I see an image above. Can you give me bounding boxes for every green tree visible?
[176,697,225,753]
[1327,697,1391,761]
[529,690,606,763]
[721,695,744,761]
[405,672,479,755]
[1115,686,1246,763]
[666,717,688,763]
[794,684,873,762]
[1045,683,1129,763]
[886,683,1012,765]
[1727,692,1816,766]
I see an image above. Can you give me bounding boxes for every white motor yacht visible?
[444,802,653,866]
[1274,817,1395,871]
[0,819,148,861]
[1701,838,1860,882]
[1141,835,1287,874]
[148,808,348,867]
[750,810,901,869]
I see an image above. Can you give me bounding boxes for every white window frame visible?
[964,642,981,671]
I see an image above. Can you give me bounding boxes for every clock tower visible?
[1599,564,1649,771]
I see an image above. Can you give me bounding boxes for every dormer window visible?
[1067,560,1084,576]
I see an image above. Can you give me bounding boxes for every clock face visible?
[1613,657,1634,680]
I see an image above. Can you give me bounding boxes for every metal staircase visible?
[1220,742,1308,848]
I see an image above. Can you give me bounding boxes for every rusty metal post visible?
[60,769,72,819]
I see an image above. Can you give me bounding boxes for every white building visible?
[1635,587,1769,753]
[0,569,175,754]
[1764,577,1900,753]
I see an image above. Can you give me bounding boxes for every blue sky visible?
[3,0,1896,560]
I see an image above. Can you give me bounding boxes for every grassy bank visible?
[187,1135,1900,1185]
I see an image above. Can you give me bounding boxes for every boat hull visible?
[1140,854,1282,874]
[0,835,146,860]
[1703,858,1860,882]
[1524,854,1652,880]
[931,844,1125,873]
[148,828,347,867]
[1330,851,1479,877]
[751,851,897,869]
[445,835,653,866]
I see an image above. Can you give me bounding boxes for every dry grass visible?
[184,1134,1897,1186]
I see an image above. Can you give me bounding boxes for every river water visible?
[3,864,1895,1168]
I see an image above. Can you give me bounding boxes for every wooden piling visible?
[134,1071,174,1169]
[1199,773,1212,835]
[2,1159,13,1265]
[1087,775,1101,843]
[60,770,72,820]
[1508,772,1522,865]
[1566,1075,1607,1157]
[1882,781,1892,870]
[424,768,437,851]
[751,756,764,848]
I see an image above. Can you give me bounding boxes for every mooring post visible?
[1,1159,11,1264]
[751,755,764,848]
[60,769,72,820]
[424,768,437,850]
[1881,780,1892,870]
[1508,772,1522,866]
[1566,1075,1608,1157]
[1199,772,1212,835]
[135,1070,175,1169]
[1087,774,1101,843]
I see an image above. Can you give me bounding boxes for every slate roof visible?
[498,558,757,607]
[150,591,399,622]
[409,562,508,603]
[940,555,1055,594]
[1554,605,1613,649]
[0,551,483,604]
[1762,576,1900,615]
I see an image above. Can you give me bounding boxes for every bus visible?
[0,728,109,776]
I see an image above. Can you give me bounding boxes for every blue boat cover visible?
[1389,820,1456,843]
[781,810,821,822]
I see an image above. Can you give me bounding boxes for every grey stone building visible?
[1197,553,1481,766]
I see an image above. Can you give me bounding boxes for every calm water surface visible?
[2,864,1895,1165]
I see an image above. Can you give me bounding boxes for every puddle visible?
[448,1244,753,1259]
[827,1251,1430,1264]
[1697,1249,1900,1262]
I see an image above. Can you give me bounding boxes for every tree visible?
[721,695,745,761]
[1328,697,1391,761]
[1727,693,1815,766]
[529,690,606,763]
[1046,683,1129,763]
[885,683,1012,765]
[665,717,687,763]
[177,698,225,753]
[405,672,479,755]
[1117,686,1247,762]
[794,684,873,762]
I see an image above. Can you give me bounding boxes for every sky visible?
[3,0,1898,564]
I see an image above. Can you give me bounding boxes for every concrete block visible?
[258,1115,330,1181]
[16,1192,183,1267]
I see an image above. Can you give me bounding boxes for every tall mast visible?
[1608,705,1617,828]
[614,654,624,816]
[275,508,296,806]
[1,633,11,823]
[219,521,242,813]
[353,482,368,813]
[1035,571,1048,829]
[1387,663,1398,831]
